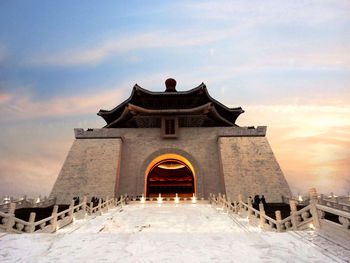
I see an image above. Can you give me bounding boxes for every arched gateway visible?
[50,78,292,204]
[145,154,196,197]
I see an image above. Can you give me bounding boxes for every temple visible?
[50,79,292,204]
[98,78,244,128]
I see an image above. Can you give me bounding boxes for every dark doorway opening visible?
[146,159,195,197]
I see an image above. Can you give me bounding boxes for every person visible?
[94,197,99,207]
[253,195,260,210]
[73,196,79,206]
[261,195,267,210]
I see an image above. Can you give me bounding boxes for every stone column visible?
[106,196,109,211]
[26,212,36,233]
[82,196,87,212]
[81,196,87,218]
[309,188,320,228]
[68,200,75,221]
[248,197,253,219]
[238,194,242,211]
[275,210,282,232]
[89,201,93,215]
[98,198,102,216]
[289,200,298,230]
[227,198,232,213]
[50,205,58,232]
[5,203,16,232]
[259,203,266,229]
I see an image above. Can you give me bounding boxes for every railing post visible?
[89,201,93,215]
[82,196,87,213]
[248,197,253,219]
[50,205,58,232]
[275,210,282,232]
[69,200,75,221]
[233,200,238,213]
[259,203,266,229]
[119,195,123,206]
[98,198,102,216]
[26,212,36,233]
[5,203,16,232]
[227,198,232,213]
[106,196,109,211]
[309,188,320,228]
[238,194,242,211]
[289,200,298,230]
[222,194,226,209]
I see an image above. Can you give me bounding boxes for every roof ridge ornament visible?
[165,78,177,92]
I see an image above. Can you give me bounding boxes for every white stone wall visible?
[50,127,292,204]
[218,137,292,202]
[50,139,122,204]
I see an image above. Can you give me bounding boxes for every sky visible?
[0,0,349,198]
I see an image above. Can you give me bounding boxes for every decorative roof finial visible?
[165,78,177,92]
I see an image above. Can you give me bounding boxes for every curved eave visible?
[200,84,244,120]
[98,82,244,125]
[104,102,235,128]
[97,84,141,123]
[98,83,206,118]
[127,102,213,115]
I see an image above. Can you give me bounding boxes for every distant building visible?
[50,79,292,204]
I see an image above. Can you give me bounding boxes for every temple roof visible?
[98,81,244,128]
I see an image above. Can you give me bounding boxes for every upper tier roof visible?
[98,82,244,128]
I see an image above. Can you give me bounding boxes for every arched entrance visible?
[145,154,196,197]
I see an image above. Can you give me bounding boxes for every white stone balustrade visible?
[208,188,349,239]
[0,195,127,234]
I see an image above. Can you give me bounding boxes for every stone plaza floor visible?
[0,202,349,262]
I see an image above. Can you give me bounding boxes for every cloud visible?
[183,0,350,25]
[0,93,12,105]
[238,104,350,195]
[28,29,237,66]
[0,72,181,121]
[0,88,125,121]
[0,139,72,197]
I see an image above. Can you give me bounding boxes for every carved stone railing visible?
[0,195,127,234]
[210,188,350,239]
[282,193,350,212]
[209,193,278,230]
[317,194,350,212]
[316,203,350,241]
[0,197,56,212]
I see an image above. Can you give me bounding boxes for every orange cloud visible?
[0,139,72,197]
[0,89,125,121]
[238,104,350,195]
